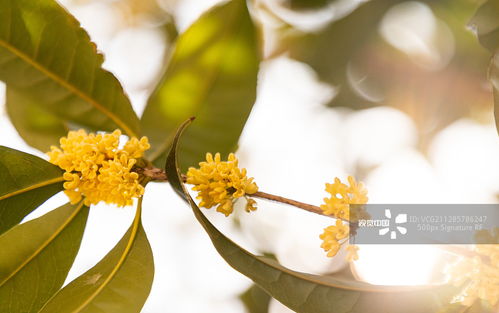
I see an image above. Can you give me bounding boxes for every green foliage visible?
[240,284,271,313]
[6,87,68,152]
[0,146,63,235]
[0,202,89,313]
[281,0,395,109]
[284,0,336,11]
[141,0,259,171]
[0,0,140,143]
[39,200,154,313]
[469,0,499,53]
[470,0,499,134]
[165,119,459,313]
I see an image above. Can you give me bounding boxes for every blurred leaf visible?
[492,55,499,135]
[0,146,64,235]
[468,0,499,53]
[284,0,336,11]
[6,88,68,152]
[0,202,89,313]
[39,199,154,313]
[240,284,271,313]
[470,0,499,134]
[281,0,397,108]
[165,119,458,313]
[141,0,259,171]
[0,0,140,144]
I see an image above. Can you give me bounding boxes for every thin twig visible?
[139,166,492,262]
[139,166,345,220]
[252,191,325,216]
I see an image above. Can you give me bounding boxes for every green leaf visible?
[6,87,68,152]
[0,0,140,139]
[0,202,89,313]
[469,0,499,53]
[279,0,404,109]
[0,146,64,235]
[469,0,499,134]
[240,284,271,313]
[165,119,458,313]
[141,0,259,171]
[39,197,154,313]
[492,54,499,135]
[284,0,336,11]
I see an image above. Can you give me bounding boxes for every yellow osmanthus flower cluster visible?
[47,129,150,207]
[320,219,349,257]
[319,176,368,260]
[187,153,258,217]
[447,228,499,307]
[321,176,368,221]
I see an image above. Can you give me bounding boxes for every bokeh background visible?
[1,0,498,312]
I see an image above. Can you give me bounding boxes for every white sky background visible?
[1,0,499,312]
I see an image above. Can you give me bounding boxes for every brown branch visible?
[251,191,325,216]
[138,166,345,220]
[139,166,492,263]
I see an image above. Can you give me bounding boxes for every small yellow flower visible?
[319,219,349,257]
[346,245,359,262]
[321,176,368,221]
[186,153,258,216]
[320,176,368,258]
[447,228,499,307]
[47,129,150,207]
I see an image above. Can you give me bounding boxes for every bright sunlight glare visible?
[354,245,441,285]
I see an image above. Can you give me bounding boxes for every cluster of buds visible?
[186,153,258,216]
[48,129,150,207]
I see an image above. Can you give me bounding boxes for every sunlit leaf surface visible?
[0,146,64,235]
[0,0,140,146]
[39,199,154,313]
[6,87,68,152]
[141,0,259,170]
[0,202,89,313]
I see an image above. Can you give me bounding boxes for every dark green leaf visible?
[6,87,68,152]
[0,202,89,313]
[165,119,458,313]
[284,0,336,11]
[39,198,154,313]
[468,0,499,53]
[280,0,398,108]
[469,0,499,134]
[240,284,271,313]
[493,55,499,135]
[0,146,64,235]
[142,0,259,171]
[0,0,140,139]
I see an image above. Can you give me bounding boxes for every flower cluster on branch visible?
[187,153,258,216]
[319,176,369,260]
[48,129,150,207]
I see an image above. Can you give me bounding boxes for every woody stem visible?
[138,166,348,221]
